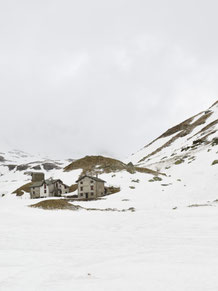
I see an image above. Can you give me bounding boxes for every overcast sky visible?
[0,0,218,160]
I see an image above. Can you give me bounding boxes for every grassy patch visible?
[105,186,121,195]
[175,159,184,165]
[30,199,135,212]
[30,199,80,210]
[64,155,131,173]
[13,182,33,196]
[212,138,218,146]
[131,179,140,183]
[192,139,204,145]
[188,204,211,207]
[69,184,78,193]
[181,146,191,152]
[148,176,162,182]
[85,207,135,212]
[161,156,167,160]
[64,155,160,176]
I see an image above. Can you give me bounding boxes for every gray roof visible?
[45,179,58,185]
[76,175,106,183]
[30,179,69,188]
[30,181,44,188]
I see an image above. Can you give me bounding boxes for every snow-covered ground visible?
[1,141,218,291]
[1,191,218,291]
[1,101,218,290]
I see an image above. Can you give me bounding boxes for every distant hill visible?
[1,100,218,205]
[64,155,158,175]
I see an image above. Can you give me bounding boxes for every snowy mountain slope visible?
[0,150,71,196]
[1,103,218,291]
[127,100,218,168]
[1,101,218,207]
[117,100,218,207]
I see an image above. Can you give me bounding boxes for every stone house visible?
[30,178,69,199]
[76,175,106,199]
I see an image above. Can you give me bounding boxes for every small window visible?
[44,184,46,189]
[44,190,46,194]
[91,192,94,196]
[33,191,35,194]
[90,180,93,183]
[80,187,83,191]
[80,181,83,184]
[80,193,83,197]
[91,186,94,190]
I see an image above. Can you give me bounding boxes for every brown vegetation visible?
[29,199,135,212]
[64,155,160,176]
[212,160,218,165]
[139,111,213,164]
[69,184,78,193]
[188,204,212,207]
[29,199,80,210]
[105,186,121,194]
[13,182,33,196]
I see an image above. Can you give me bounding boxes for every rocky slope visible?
[127,100,218,170]
[120,100,218,207]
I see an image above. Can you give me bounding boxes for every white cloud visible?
[0,0,217,159]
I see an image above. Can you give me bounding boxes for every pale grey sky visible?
[0,0,217,159]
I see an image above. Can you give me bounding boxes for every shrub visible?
[175,159,184,165]
[193,139,204,145]
[131,179,140,183]
[148,176,162,182]
[212,138,218,146]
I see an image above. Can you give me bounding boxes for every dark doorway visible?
[85,193,88,199]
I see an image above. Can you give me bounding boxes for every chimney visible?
[31,172,45,182]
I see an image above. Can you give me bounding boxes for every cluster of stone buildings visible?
[30,173,70,199]
[29,172,106,200]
